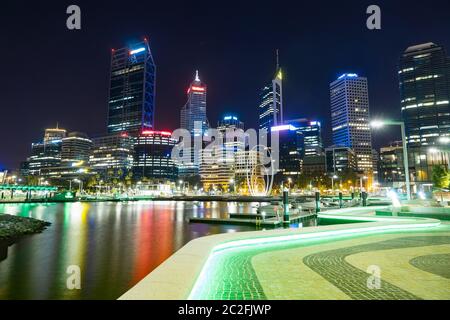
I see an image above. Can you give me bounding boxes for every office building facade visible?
[330,74,373,172]
[325,146,357,174]
[90,133,134,173]
[133,130,178,182]
[286,119,324,158]
[271,125,302,181]
[180,71,208,136]
[107,39,156,135]
[259,61,283,131]
[399,43,450,147]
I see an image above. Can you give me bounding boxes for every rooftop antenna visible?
[276,49,280,70]
[195,70,200,82]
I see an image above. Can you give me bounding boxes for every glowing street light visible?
[287,178,292,191]
[331,175,338,192]
[359,176,368,192]
[371,119,411,200]
[438,137,450,144]
[229,178,235,194]
[73,179,82,193]
[428,147,439,154]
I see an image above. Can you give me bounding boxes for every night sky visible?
[1,0,450,170]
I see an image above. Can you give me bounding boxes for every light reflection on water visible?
[0,201,275,299]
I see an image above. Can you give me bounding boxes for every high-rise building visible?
[107,39,156,136]
[198,115,245,192]
[199,146,235,192]
[379,141,405,187]
[234,150,260,180]
[24,126,66,176]
[259,53,283,131]
[286,119,324,157]
[133,130,178,182]
[330,73,373,172]
[325,146,357,174]
[38,132,93,182]
[217,115,244,132]
[44,126,66,143]
[271,125,302,181]
[27,140,62,176]
[399,43,450,147]
[61,132,93,165]
[90,133,134,173]
[180,71,208,136]
[217,115,245,154]
[397,43,450,186]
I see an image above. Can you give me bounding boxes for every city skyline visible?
[2,1,450,169]
[1,2,450,304]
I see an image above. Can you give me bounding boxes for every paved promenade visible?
[120,206,450,300]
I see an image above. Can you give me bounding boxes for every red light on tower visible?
[141,130,172,136]
[191,86,205,92]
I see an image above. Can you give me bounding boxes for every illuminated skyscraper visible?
[44,125,66,143]
[107,39,156,135]
[330,73,373,172]
[271,125,302,181]
[133,130,178,181]
[61,132,93,164]
[399,43,450,146]
[217,115,245,153]
[286,119,324,157]
[259,52,283,130]
[180,70,208,136]
[25,126,66,176]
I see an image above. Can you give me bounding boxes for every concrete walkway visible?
[119,206,448,300]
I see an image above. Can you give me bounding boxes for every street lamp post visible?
[331,175,338,193]
[229,178,235,194]
[372,120,411,200]
[360,176,368,192]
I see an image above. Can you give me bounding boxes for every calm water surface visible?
[0,201,278,299]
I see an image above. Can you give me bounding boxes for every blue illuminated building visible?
[330,73,373,172]
[271,125,302,180]
[107,39,156,136]
[286,119,324,158]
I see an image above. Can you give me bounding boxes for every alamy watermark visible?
[366,265,381,289]
[366,5,381,30]
[66,5,81,30]
[66,265,81,290]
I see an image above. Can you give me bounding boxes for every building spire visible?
[276,49,279,70]
[195,70,200,82]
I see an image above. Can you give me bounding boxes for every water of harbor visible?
[0,201,316,299]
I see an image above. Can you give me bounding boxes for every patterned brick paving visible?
[303,236,450,300]
[410,253,450,279]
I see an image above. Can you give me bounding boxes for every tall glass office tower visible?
[259,62,283,131]
[180,70,208,136]
[107,39,156,136]
[286,119,324,157]
[330,73,373,172]
[399,43,450,146]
